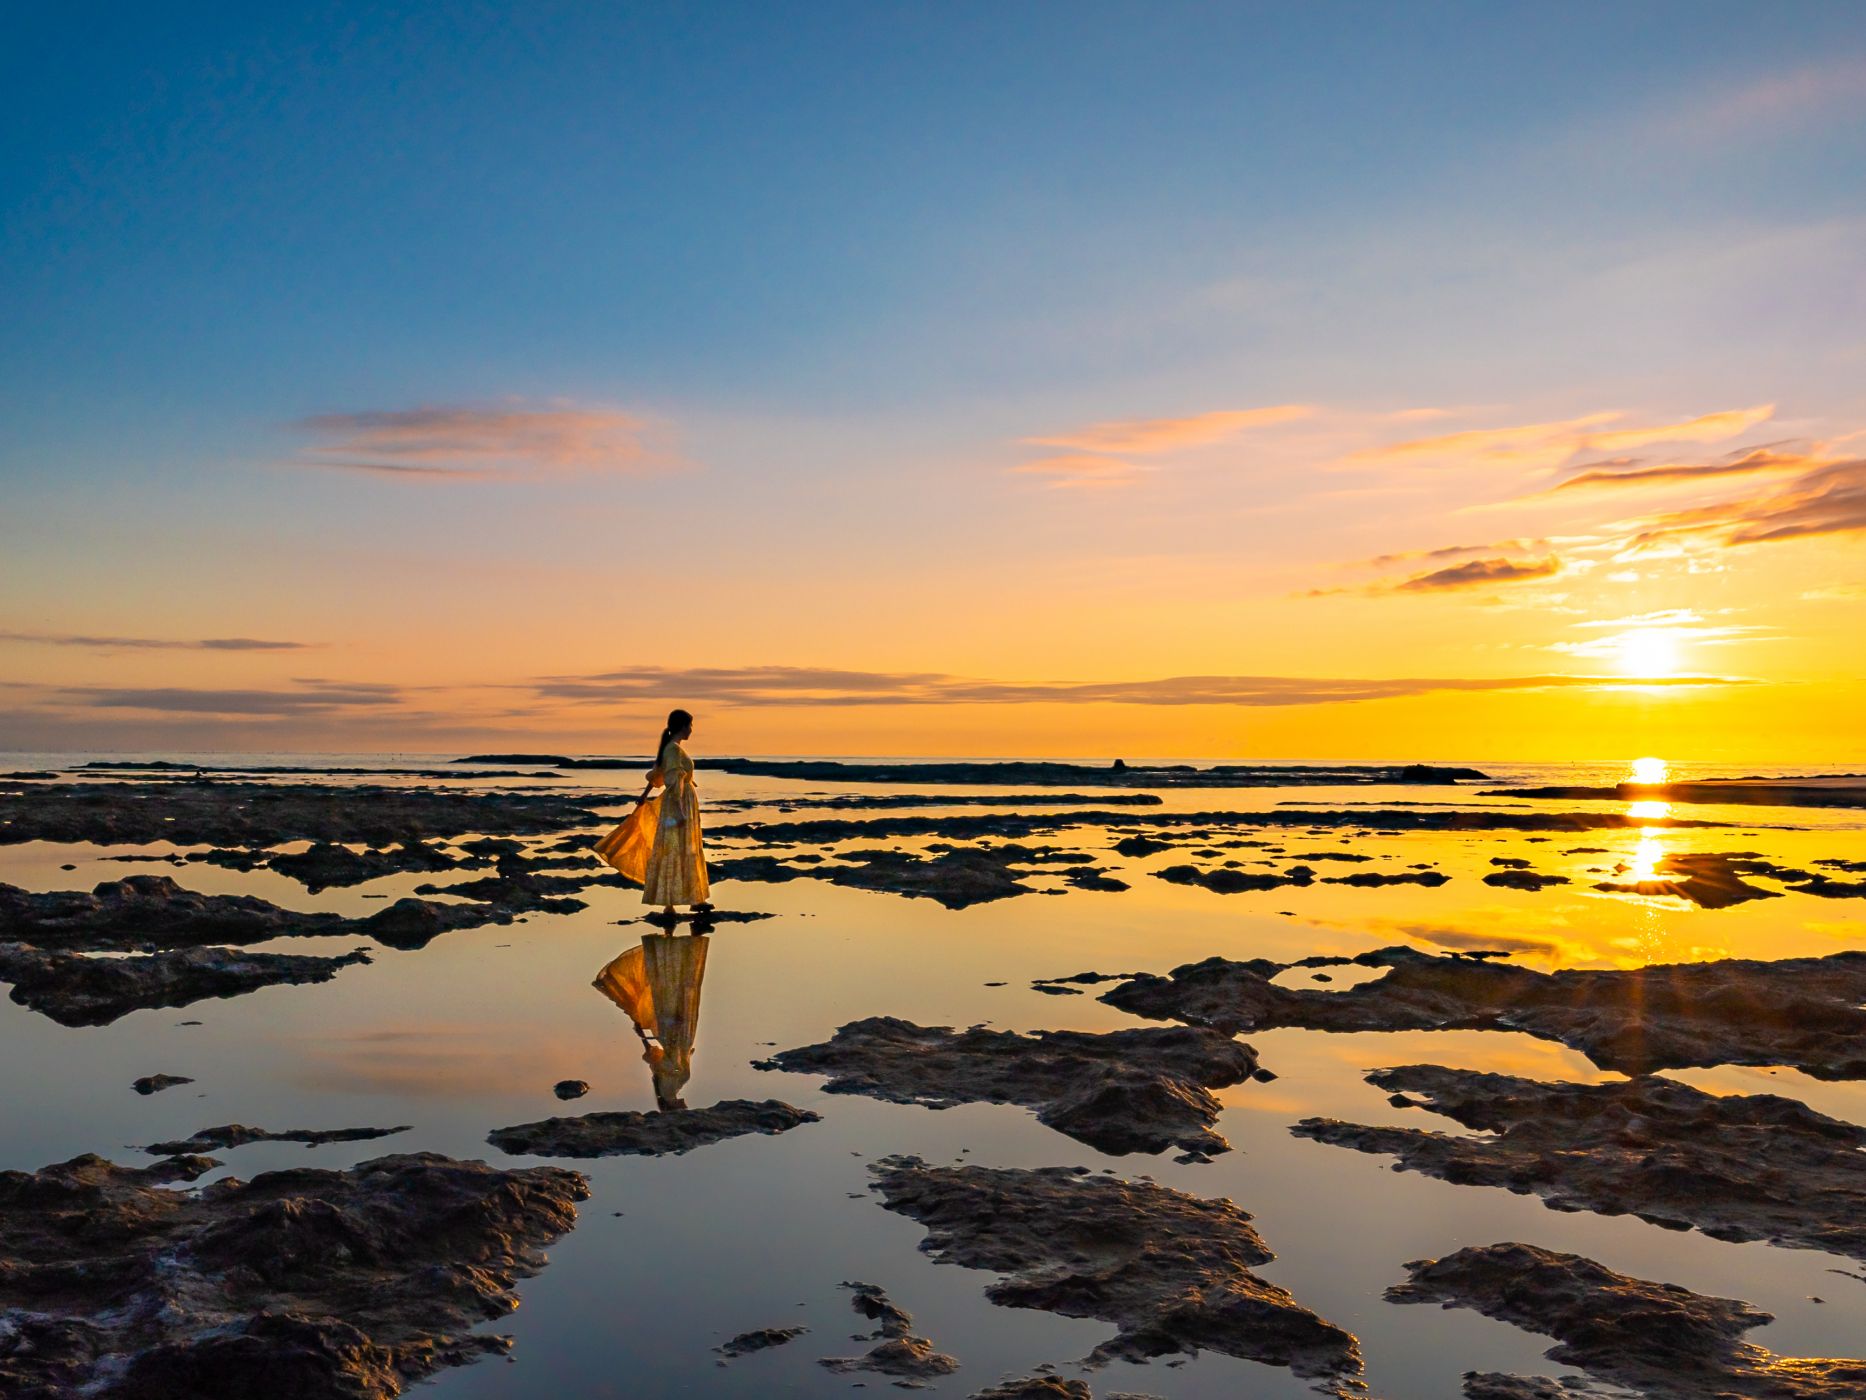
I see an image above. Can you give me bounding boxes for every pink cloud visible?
[292,404,665,480]
[1023,404,1313,455]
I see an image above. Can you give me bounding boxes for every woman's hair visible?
[654,708,694,766]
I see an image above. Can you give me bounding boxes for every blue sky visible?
[3,3,1865,757]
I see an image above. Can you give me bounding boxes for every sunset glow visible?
[1629,757,1670,785]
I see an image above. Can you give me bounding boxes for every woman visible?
[641,707,710,922]
[593,931,708,1111]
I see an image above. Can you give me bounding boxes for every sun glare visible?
[1628,756,1668,785]
[1617,629,1679,679]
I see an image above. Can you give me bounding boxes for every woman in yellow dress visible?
[641,707,710,922]
[593,932,708,1111]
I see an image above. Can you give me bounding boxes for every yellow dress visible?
[593,933,709,1110]
[642,741,710,907]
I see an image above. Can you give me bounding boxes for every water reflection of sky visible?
[0,758,1861,1398]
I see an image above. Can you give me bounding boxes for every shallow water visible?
[2,753,1862,1398]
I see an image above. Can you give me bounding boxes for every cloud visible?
[1023,405,1313,455]
[1631,458,1866,549]
[531,665,1738,710]
[53,679,405,717]
[1353,405,1774,471]
[1394,556,1562,591]
[0,630,311,652]
[1362,539,1545,569]
[1551,446,1812,493]
[291,404,663,480]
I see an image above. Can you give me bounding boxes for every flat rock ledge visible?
[0,1150,587,1400]
[971,1380,1094,1399]
[1294,1065,1866,1262]
[1102,945,1866,1079]
[818,1280,959,1381]
[759,1016,1259,1161]
[715,1325,808,1361]
[132,1073,194,1095]
[0,942,370,1026]
[488,1098,820,1158]
[142,1124,412,1156]
[1390,1242,1866,1399]
[867,1156,1364,1389]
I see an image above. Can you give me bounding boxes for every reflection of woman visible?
[593,933,708,1110]
[642,708,710,922]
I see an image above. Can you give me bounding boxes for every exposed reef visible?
[1101,945,1866,1079]
[759,1016,1260,1160]
[1493,775,1866,809]
[867,1156,1362,1386]
[132,1073,194,1095]
[715,844,1119,908]
[715,1325,808,1361]
[488,1099,820,1158]
[0,1150,587,1399]
[143,1124,412,1156]
[1389,1242,1866,1398]
[818,1280,960,1381]
[1293,1065,1866,1260]
[0,942,370,1026]
[0,779,618,847]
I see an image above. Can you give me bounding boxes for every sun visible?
[1617,629,1679,679]
[1629,756,1668,785]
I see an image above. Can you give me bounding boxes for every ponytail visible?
[652,708,693,769]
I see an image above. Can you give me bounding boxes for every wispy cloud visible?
[1394,556,1562,592]
[1550,446,1813,493]
[290,403,666,481]
[1024,405,1313,455]
[532,664,1737,710]
[1630,458,1866,549]
[1352,404,1774,471]
[1363,538,1545,569]
[0,629,312,652]
[52,679,404,716]
[1010,404,1312,486]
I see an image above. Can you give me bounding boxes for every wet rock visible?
[0,942,370,1027]
[412,866,593,916]
[0,875,348,952]
[355,896,511,951]
[1592,851,1784,908]
[1495,776,1866,809]
[1389,1242,1866,1398]
[143,1123,411,1155]
[716,1325,809,1360]
[1482,869,1570,891]
[0,1151,586,1399]
[867,1156,1362,1384]
[489,1099,820,1158]
[1062,867,1130,891]
[1112,835,1173,857]
[1102,945,1866,1079]
[820,1281,959,1381]
[269,840,463,892]
[0,779,619,848]
[1322,869,1450,887]
[1154,863,1315,893]
[1295,1065,1866,1260]
[971,1380,1093,1400]
[760,1017,1258,1160]
[553,1080,590,1100]
[132,1073,194,1095]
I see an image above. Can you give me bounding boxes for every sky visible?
[3,1,1864,762]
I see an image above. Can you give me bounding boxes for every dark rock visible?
[760,1017,1258,1160]
[1322,869,1450,886]
[0,779,620,848]
[143,1123,411,1156]
[820,1281,959,1380]
[1494,776,1866,809]
[1102,945,1866,1079]
[0,1150,586,1399]
[489,1099,820,1158]
[269,840,462,892]
[1482,869,1570,890]
[716,1325,809,1360]
[971,1380,1093,1399]
[0,875,347,952]
[1294,1065,1866,1261]
[867,1156,1362,1383]
[1389,1242,1866,1398]
[132,1074,194,1095]
[0,943,370,1027]
[553,1080,590,1100]
[1154,864,1314,893]
[1592,851,1785,908]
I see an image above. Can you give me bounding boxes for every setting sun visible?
[1617,630,1681,680]
[1629,756,1669,785]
